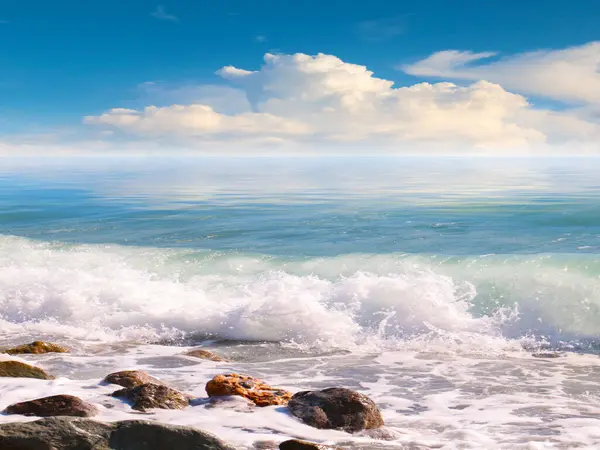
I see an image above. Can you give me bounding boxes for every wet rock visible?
[103,369,164,388]
[109,420,236,449]
[112,383,190,411]
[4,340,69,355]
[206,373,292,407]
[288,388,384,432]
[279,440,339,449]
[254,441,279,449]
[184,348,228,362]
[4,394,98,418]
[532,352,565,359]
[0,417,112,449]
[0,417,236,449]
[0,360,54,379]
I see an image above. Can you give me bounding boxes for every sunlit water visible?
[2,156,600,449]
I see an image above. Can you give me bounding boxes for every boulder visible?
[103,369,164,388]
[5,341,69,355]
[112,383,190,411]
[109,420,236,449]
[0,417,236,450]
[279,440,339,449]
[184,348,228,362]
[288,388,383,432]
[0,360,54,379]
[4,394,98,417]
[0,417,112,449]
[206,373,292,407]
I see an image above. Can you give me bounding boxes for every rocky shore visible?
[0,341,387,449]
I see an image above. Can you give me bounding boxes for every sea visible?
[2,156,600,449]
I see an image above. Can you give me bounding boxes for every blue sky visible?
[2,0,600,155]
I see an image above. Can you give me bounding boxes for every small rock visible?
[4,394,98,417]
[184,348,228,362]
[254,441,279,449]
[288,387,384,432]
[109,420,236,450]
[5,340,69,355]
[279,440,339,449]
[206,373,292,407]
[532,352,564,359]
[112,383,190,411]
[103,369,164,388]
[0,360,54,379]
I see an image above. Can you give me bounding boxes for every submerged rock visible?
[0,360,54,379]
[103,369,164,388]
[279,440,339,449]
[0,417,235,450]
[4,394,98,417]
[288,387,384,432]
[4,340,69,355]
[184,348,228,362]
[112,383,190,411]
[206,373,292,407]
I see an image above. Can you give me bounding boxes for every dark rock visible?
[109,420,236,449]
[288,388,383,432]
[112,383,190,411]
[0,416,112,449]
[184,348,228,362]
[4,341,69,355]
[0,417,236,449]
[279,440,339,449]
[206,373,292,407]
[0,360,54,380]
[103,370,164,388]
[4,394,98,417]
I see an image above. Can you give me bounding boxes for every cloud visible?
[151,5,178,22]
[255,35,267,43]
[356,15,410,42]
[402,42,600,105]
[82,52,600,152]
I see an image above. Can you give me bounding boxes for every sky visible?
[1,0,600,156]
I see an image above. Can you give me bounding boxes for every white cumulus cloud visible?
[80,51,600,154]
[402,42,600,105]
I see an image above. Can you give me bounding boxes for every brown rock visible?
[0,360,54,379]
[112,383,190,411]
[206,373,292,407]
[279,440,340,449]
[184,348,228,362]
[4,394,98,418]
[5,341,69,355]
[288,388,384,433]
[103,370,164,389]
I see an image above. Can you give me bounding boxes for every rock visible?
[206,373,292,407]
[288,388,384,432]
[5,340,69,355]
[112,383,190,411]
[532,352,564,359]
[279,440,339,449]
[0,360,54,379]
[109,420,236,449]
[103,369,164,388]
[184,348,228,362]
[0,417,113,449]
[4,394,98,417]
[0,417,236,450]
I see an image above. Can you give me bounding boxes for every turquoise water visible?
[2,156,600,348]
[4,157,600,448]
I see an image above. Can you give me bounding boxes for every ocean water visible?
[2,156,600,448]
